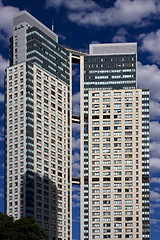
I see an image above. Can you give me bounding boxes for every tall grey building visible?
[5,11,150,240]
[5,11,72,240]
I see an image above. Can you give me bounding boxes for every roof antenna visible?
[52,18,54,32]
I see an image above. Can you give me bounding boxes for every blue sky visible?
[0,0,160,239]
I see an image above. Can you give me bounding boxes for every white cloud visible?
[150,158,160,172]
[72,91,80,103]
[46,0,98,11]
[150,121,160,172]
[72,185,80,192]
[0,54,9,87]
[150,141,160,158]
[72,91,80,115]
[72,152,80,163]
[72,137,80,150]
[150,100,160,120]
[0,55,9,72]
[72,122,80,135]
[137,61,160,101]
[57,33,66,41]
[72,152,80,177]
[72,193,80,201]
[72,216,80,222]
[72,186,80,207]
[0,1,20,43]
[112,28,128,43]
[91,41,100,44]
[72,65,80,82]
[0,93,4,101]
[150,121,160,141]
[151,218,160,224]
[153,229,160,233]
[151,190,160,202]
[151,178,160,184]
[140,29,160,63]
[46,0,160,28]
[72,162,80,177]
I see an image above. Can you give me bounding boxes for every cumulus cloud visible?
[151,178,160,184]
[72,137,80,150]
[72,185,80,207]
[150,121,160,142]
[140,29,160,63]
[57,33,66,41]
[72,65,80,82]
[150,200,160,214]
[72,216,80,222]
[150,158,160,172]
[150,141,160,158]
[72,122,80,135]
[72,185,80,192]
[0,113,4,120]
[0,93,4,102]
[137,62,160,174]
[0,54,9,87]
[91,41,100,44]
[46,0,98,11]
[150,100,160,120]
[0,1,20,43]
[151,190,160,202]
[149,122,160,172]
[112,28,128,43]
[151,218,160,224]
[72,91,80,115]
[72,152,80,177]
[137,61,160,101]
[72,193,80,201]
[46,0,160,28]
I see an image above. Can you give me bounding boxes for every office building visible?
[5,11,72,240]
[5,11,150,240]
[80,43,150,240]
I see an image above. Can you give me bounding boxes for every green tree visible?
[0,212,45,240]
[0,213,15,240]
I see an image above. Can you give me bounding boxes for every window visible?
[92,92,99,96]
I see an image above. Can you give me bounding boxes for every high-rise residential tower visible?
[5,11,72,240]
[5,11,150,240]
[80,44,150,240]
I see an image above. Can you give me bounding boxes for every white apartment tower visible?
[5,12,150,240]
[80,44,150,240]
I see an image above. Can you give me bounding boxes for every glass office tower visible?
[5,11,72,240]
[80,43,150,240]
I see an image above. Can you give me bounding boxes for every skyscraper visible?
[80,44,150,240]
[5,11,72,240]
[5,11,150,240]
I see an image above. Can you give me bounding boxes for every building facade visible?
[5,12,150,240]
[5,11,72,240]
[80,44,150,240]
